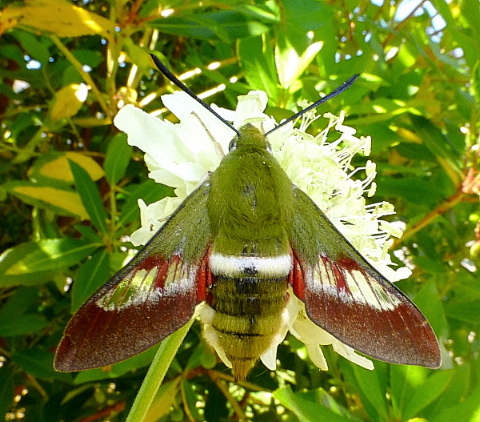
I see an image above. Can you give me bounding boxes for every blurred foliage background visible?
[0,0,479,421]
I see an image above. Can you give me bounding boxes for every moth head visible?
[228,123,272,153]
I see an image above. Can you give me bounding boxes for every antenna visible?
[150,54,358,139]
[264,74,359,137]
[150,54,241,137]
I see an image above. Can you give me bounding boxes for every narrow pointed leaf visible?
[0,239,98,287]
[104,134,132,185]
[6,181,88,218]
[403,370,454,419]
[69,160,107,232]
[274,386,355,422]
[71,249,110,312]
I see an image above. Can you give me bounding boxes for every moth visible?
[55,55,441,380]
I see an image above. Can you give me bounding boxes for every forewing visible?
[55,183,212,371]
[289,187,441,368]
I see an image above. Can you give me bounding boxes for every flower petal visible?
[163,92,235,154]
[130,196,182,246]
[260,346,278,371]
[234,90,268,127]
[114,104,192,163]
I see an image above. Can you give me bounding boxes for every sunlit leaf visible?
[0,239,98,287]
[148,9,271,41]
[274,386,355,422]
[50,84,89,121]
[144,379,181,422]
[69,160,107,232]
[29,152,104,184]
[0,0,115,37]
[104,134,132,186]
[6,182,88,218]
[403,370,455,419]
[72,249,110,312]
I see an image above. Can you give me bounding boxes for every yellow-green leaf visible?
[144,379,181,422]
[0,239,98,287]
[10,184,88,219]
[31,152,104,183]
[1,0,115,37]
[50,83,89,121]
[66,152,104,181]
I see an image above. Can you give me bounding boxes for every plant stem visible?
[125,320,193,422]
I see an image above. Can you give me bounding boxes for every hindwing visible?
[289,187,441,368]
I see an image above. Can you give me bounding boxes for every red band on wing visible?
[291,254,441,368]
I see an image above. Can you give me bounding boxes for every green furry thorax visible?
[207,124,295,257]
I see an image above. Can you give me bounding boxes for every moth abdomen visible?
[201,253,291,380]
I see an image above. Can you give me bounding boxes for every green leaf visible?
[351,364,389,421]
[460,0,480,37]
[4,0,115,37]
[282,0,333,32]
[432,383,480,422]
[72,48,103,69]
[0,286,39,319]
[375,177,442,206]
[429,364,470,409]
[29,151,104,184]
[274,386,356,422]
[301,388,363,421]
[125,322,192,422]
[204,381,228,422]
[0,366,14,419]
[409,114,462,186]
[403,370,455,419]
[389,365,419,419]
[104,133,132,186]
[12,348,69,380]
[184,343,213,371]
[182,379,203,421]
[12,30,50,65]
[144,379,181,422]
[414,280,446,337]
[5,180,89,219]
[74,224,102,243]
[275,33,323,89]
[445,300,480,324]
[0,314,48,336]
[69,160,107,233]
[0,239,98,287]
[238,34,279,103]
[148,9,271,41]
[71,249,110,312]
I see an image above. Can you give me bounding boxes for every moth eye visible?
[229,138,238,152]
